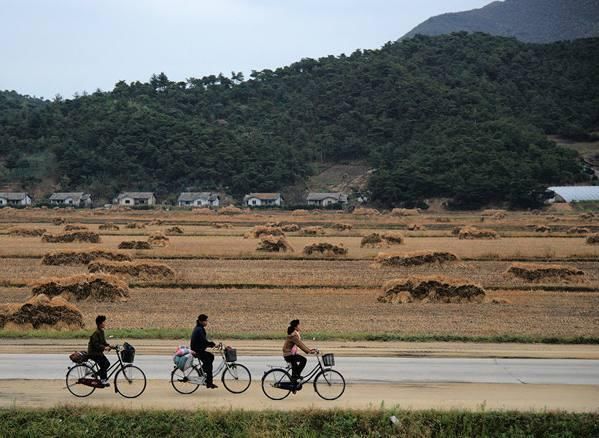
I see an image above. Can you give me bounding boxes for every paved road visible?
[1,354,598,385]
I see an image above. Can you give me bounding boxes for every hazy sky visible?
[1,0,491,98]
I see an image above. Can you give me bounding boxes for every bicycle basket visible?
[121,342,135,363]
[224,347,237,362]
[322,353,335,367]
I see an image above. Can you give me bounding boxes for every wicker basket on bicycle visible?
[120,342,136,363]
[224,346,237,362]
[322,353,335,367]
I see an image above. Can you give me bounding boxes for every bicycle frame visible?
[191,347,238,378]
[86,348,130,382]
[279,354,327,384]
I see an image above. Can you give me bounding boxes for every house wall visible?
[0,198,6,206]
[247,197,281,207]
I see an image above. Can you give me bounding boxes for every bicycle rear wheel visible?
[314,369,345,400]
[66,363,97,397]
[221,363,251,394]
[171,366,204,394]
[261,368,293,400]
[115,364,147,398]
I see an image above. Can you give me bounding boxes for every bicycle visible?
[261,351,345,400]
[65,343,147,399]
[171,343,251,394]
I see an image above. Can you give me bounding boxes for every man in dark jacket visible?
[88,315,111,387]
[190,314,217,388]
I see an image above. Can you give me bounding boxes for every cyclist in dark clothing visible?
[88,315,111,387]
[190,314,217,389]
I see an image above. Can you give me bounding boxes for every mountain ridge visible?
[403,0,599,43]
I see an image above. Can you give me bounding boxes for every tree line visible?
[1,33,597,208]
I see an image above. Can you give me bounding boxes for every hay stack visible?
[88,260,175,279]
[52,218,65,225]
[148,232,170,247]
[378,276,485,304]
[434,217,451,223]
[291,209,308,216]
[303,226,325,236]
[166,226,184,235]
[31,274,129,302]
[42,231,101,243]
[119,240,152,250]
[99,223,120,231]
[303,242,348,257]
[281,224,301,232]
[219,206,243,215]
[535,225,551,233]
[8,227,47,237]
[252,226,285,238]
[126,222,146,229]
[407,224,424,231]
[256,236,294,253]
[193,208,216,215]
[458,227,498,240]
[42,250,132,265]
[149,219,165,226]
[331,223,352,231]
[482,209,507,217]
[580,212,594,220]
[390,208,419,217]
[64,224,88,231]
[361,233,383,248]
[213,223,232,229]
[382,233,404,245]
[567,227,590,235]
[586,234,599,245]
[352,208,380,216]
[374,251,458,267]
[0,294,84,330]
[451,227,462,236]
[507,263,585,282]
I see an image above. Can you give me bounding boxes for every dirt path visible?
[1,339,598,359]
[0,380,597,413]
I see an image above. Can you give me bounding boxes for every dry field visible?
[0,207,598,339]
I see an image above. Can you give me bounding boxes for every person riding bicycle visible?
[88,315,111,387]
[283,319,317,388]
[190,314,218,389]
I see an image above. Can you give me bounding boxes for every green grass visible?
[1,328,598,344]
[0,407,597,437]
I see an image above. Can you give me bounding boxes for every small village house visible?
[177,192,220,207]
[114,192,156,206]
[0,192,32,206]
[306,192,348,207]
[49,192,92,207]
[243,193,283,207]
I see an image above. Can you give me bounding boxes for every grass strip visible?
[1,329,598,344]
[0,407,597,437]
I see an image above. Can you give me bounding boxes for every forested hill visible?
[403,0,599,43]
[1,33,598,208]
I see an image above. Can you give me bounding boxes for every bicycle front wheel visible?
[261,368,292,400]
[66,363,97,397]
[221,363,251,394]
[171,366,203,394]
[314,369,345,400]
[115,364,147,398]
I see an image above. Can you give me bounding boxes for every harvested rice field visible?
[0,207,598,339]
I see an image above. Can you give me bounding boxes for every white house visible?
[114,192,156,206]
[49,192,92,207]
[243,193,283,207]
[306,192,348,207]
[547,186,599,203]
[177,192,220,207]
[0,192,32,206]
